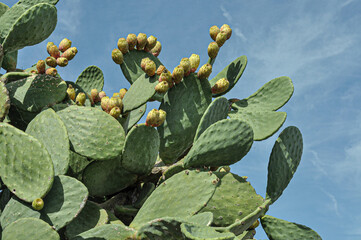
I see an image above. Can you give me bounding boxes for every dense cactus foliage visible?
[0,1,322,239]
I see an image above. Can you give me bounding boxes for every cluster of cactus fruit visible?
[0,1,322,239]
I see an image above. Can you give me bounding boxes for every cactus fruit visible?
[141,57,151,70]
[117,38,129,54]
[144,60,156,76]
[150,40,162,57]
[216,32,227,47]
[48,44,60,59]
[156,65,166,75]
[127,33,137,50]
[145,109,166,127]
[76,92,86,106]
[61,47,78,60]
[197,63,212,79]
[59,38,72,52]
[101,96,110,112]
[211,78,229,94]
[98,91,107,99]
[145,35,157,52]
[159,70,172,84]
[45,67,57,76]
[119,88,127,99]
[36,60,45,74]
[112,49,124,65]
[172,65,184,84]
[91,89,100,103]
[32,198,44,211]
[109,106,121,118]
[46,42,55,53]
[208,42,220,59]
[67,84,76,100]
[137,33,148,50]
[155,81,169,93]
[180,58,191,77]
[209,25,220,41]
[56,57,68,67]
[220,24,232,39]
[189,54,200,72]
[45,56,57,67]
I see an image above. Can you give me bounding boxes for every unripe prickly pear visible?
[127,33,137,50]
[208,42,219,59]
[145,35,157,52]
[101,96,110,112]
[172,65,184,84]
[197,63,212,79]
[211,78,229,94]
[150,41,161,57]
[220,24,232,39]
[98,91,106,100]
[209,25,220,41]
[36,60,45,74]
[61,47,77,60]
[67,85,76,101]
[146,109,159,127]
[155,81,169,93]
[112,49,124,65]
[144,60,156,76]
[137,33,147,50]
[91,89,100,103]
[59,38,72,52]
[180,58,191,77]
[189,54,200,73]
[157,109,166,126]
[32,198,44,211]
[156,65,166,75]
[45,67,57,77]
[109,106,121,119]
[56,57,68,67]
[46,42,55,53]
[216,32,227,47]
[45,56,57,67]
[48,45,60,59]
[117,38,129,54]
[141,57,151,71]
[119,88,127,99]
[76,92,86,106]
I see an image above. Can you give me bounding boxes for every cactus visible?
[0,2,321,240]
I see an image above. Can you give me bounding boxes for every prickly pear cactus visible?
[0,1,321,239]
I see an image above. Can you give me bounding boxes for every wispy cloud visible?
[321,188,340,217]
[57,0,82,35]
[220,5,247,42]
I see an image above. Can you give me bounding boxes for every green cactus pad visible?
[1,50,17,71]
[229,110,286,141]
[121,123,160,175]
[0,122,54,202]
[0,80,10,121]
[199,173,264,227]
[6,74,67,112]
[266,126,303,203]
[119,103,146,133]
[1,3,57,53]
[56,105,125,160]
[189,212,214,226]
[6,105,38,131]
[2,218,60,240]
[136,217,186,239]
[0,43,3,67]
[16,0,59,8]
[67,151,91,181]
[237,229,256,240]
[133,182,155,209]
[158,74,212,164]
[158,160,185,185]
[65,201,109,238]
[107,210,125,225]
[82,157,137,197]
[209,56,247,97]
[75,65,104,93]
[122,73,159,112]
[130,170,219,228]
[1,175,88,230]
[183,119,253,168]
[194,97,229,142]
[0,71,32,84]
[260,215,322,240]
[120,50,163,84]
[26,109,70,175]
[71,224,136,240]
[0,2,9,17]
[181,223,237,240]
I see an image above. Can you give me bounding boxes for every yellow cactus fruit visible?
[209,25,220,41]
[119,88,127,99]
[45,56,57,67]
[117,37,129,54]
[112,48,124,65]
[136,33,147,50]
[109,106,121,119]
[36,60,45,74]
[208,42,219,59]
[67,84,76,101]
[211,78,230,94]
[56,57,68,67]
[45,67,57,77]
[220,24,232,39]
[32,198,44,211]
[180,58,191,77]
[59,38,72,52]
[75,92,86,106]
[127,33,137,50]
[189,54,200,73]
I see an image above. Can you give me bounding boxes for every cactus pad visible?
[66,151,90,181]
[183,119,253,168]
[75,65,104,93]
[56,105,125,160]
[0,71,32,84]
[119,103,146,133]
[72,224,136,240]
[181,223,237,240]
[0,80,10,121]
[266,126,303,203]
[0,2,9,17]
[26,109,70,175]
[0,122,54,202]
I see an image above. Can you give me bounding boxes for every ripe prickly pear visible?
[61,47,77,60]
[144,60,156,76]
[59,38,72,52]
[197,63,212,79]
[109,106,121,118]
[119,88,127,99]
[180,58,191,77]
[220,24,232,39]
[48,45,60,59]
[209,25,220,41]
[145,35,157,52]
[211,78,229,94]
[56,57,68,67]
[117,38,129,54]
[141,57,151,71]
[91,89,100,103]
[32,198,44,211]
[98,91,107,100]
[127,33,137,50]
[172,65,184,84]
[112,49,124,65]
[67,84,76,101]
[76,92,86,106]
[155,81,169,93]
[109,96,123,110]
[189,54,200,73]
[156,65,166,75]
[45,67,57,77]
[145,109,159,127]
[137,33,147,50]
[36,60,45,74]
[101,96,110,112]
[216,32,227,47]
[150,41,161,57]
[157,109,166,126]
[208,42,219,59]
[46,42,55,53]
[159,70,172,84]
[45,56,57,67]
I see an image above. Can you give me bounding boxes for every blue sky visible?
[2,0,361,239]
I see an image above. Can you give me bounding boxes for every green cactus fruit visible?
[45,67,57,76]
[216,32,227,47]
[189,53,200,72]
[144,60,156,76]
[31,198,44,211]
[145,35,157,52]
[220,24,232,39]
[209,25,220,41]
[58,38,72,52]
[156,65,166,75]
[145,109,159,127]
[76,92,86,106]
[99,91,106,100]
[150,40,162,57]
[61,47,77,60]
[208,42,219,59]
[45,56,57,67]
[48,44,60,58]
[119,88,127,99]
[111,48,123,65]
[141,57,151,70]
[137,33,147,50]
[172,65,184,84]
[56,57,68,67]
[127,33,137,50]
[101,96,110,112]
[36,60,45,74]
[109,106,121,118]
[211,78,229,94]
[46,42,55,53]
[117,37,129,54]
[155,81,169,94]
[180,58,191,76]
[197,63,212,79]
[90,89,100,103]
[67,84,76,101]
